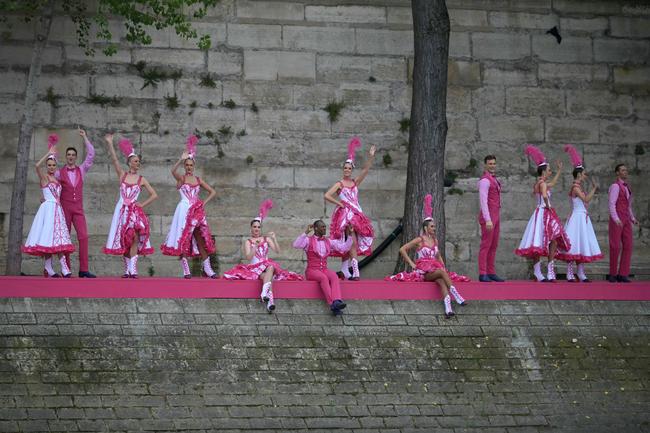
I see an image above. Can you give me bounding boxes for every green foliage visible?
[164,94,179,110]
[448,187,464,195]
[207,102,214,109]
[467,158,478,169]
[444,170,458,187]
[169,70,182,80]
[87,92,120,107]
[324,100,346,122]
[222,99,236,109]
[399,118,410,133]
[246,155,254,165]
[250,102,259,113]
[237,129,247,137]
[135,62,181,89]
[147,265,155,277]
[205,130,214,139]
[200,73,217,88]
[189,100,197,108]
[152,111,161,122]
[635,144,645,156]
[42,86,60,108]
[368,76,376,82]
[218,125,232,136]
[382,153,392,168]
[0,1,220,56]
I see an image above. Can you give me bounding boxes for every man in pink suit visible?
[608,164,637,283]
[293,220,352,315]
[477,155,505,283]
[55,129,96,278]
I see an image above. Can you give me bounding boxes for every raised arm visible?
[354,144,376,186]
[171,152,188,183]
[546,160,563,188]
[199,177,217,206]
[574,182,596,204]
[78,128,95,176]
[137,177,158,208]
[324,182,344,208]
[399,237,422,270]
[103,133,124,180]
[266,232,280,254]
[34,151,52,185]
[293,225,313,250]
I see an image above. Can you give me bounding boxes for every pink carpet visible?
[0,277,648,300]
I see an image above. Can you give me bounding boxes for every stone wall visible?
[0,0,649,278]
[0,298,648,432]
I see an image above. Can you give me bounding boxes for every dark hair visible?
[250,219,261,227]
[127,154,140,164]
[536,163,548,176]
[313,219,325,228]
[614,163,626,173]
[422,219,434,230]
[484,155,496,164]
[572,167,584,179]
[65,147,77,155]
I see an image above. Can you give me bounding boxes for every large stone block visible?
[243,50,315,81]
[93,75,175,100]
[532,36,592,63]
[38,75,89,98]
[447,114,478,143]
[356,29,413,56]
[594,39,650,64]
[371,57,407,82]
[552,0,620,14]
[447,61,481,87]
[283,26,355,53]
[192,107,246,134]
[600,119,650,145]
[538,63,609,84]
[489,11,557,29]
[54,102,108,129]
[132,49,206,69]
[0,45,62,67]
[222,81,292,107]
[304,5,386,24]
[386,7,411,25]
[450,32,471,58]
[472,32,530,60]
[227,24,282,49]
[633,96,650,120]
[447,86,473,114]
[478,115,543,142]
[176,78,223,106]
[567,90,633,117]
[0,72,26,95]
[483,67,537,86]
[614,67,650,92]
[293,83,337,109]
[207,51,243,76]
[339,83,391,109]
[559,17,608,34]
[316,55,371,83]
[170,23,227,50]
[506,87,565,116]
[256,167,294,189]
[236,0,304,21]
[472,86,505,115]
[65,46,131,64]
[245,109,329,134]
[545,117,600,144]
[450,9,489,27]
[331,111,403,135]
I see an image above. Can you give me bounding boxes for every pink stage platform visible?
[0,277,648,300]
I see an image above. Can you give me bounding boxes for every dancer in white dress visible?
[324,137,376,280]
[556,145,602,282]
[161,135,218,278]
[22,134,75,277]
[102,134,158,278]
[515,145,571,282]
[223,199,303,312]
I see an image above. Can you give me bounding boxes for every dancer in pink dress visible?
[385,195,468,318]
[161,135,218,278]
[223,199,303,312]
[556,145,602,282]
[293,221,353,315]
[22,134,75,277]
[324,137,376,280]
[515,145,571,282]
[102,134,158,278]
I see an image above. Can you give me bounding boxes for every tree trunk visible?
[5,2,54,275]
[395,0,450,272]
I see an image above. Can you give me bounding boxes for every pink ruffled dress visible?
[22,182,76,256]
[223,238,303,281]
[555,186,602,264]
[161,177,216,257]
[103,174,154,256]
[329,180,374,257]
[515,181,571,258]
[385,240,470,282]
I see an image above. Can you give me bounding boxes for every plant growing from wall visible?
[250,102,259,113]
[324,100,346,122]
[42,86,60,108]
[87,93,120,107]
[383,153,393,168]
[399,118,410,133]
[222,98,236,109]
[200,73,217,88]
[1,0,221,275]
[164,94,179,110]
[246,155,254,164]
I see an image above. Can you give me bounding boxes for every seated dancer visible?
[324,137,376,280]
[161,135,218,278]
[556,145,602,282]
[103,134,158,278]
[22,134,75,277]
[293,220,353,316]
[223,199,303,312]
[515,145,570,282]
[385,194,468,319]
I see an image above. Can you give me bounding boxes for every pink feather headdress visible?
[186,135,198,159]
[524,145,547,167]
[563,144,583,169]
[253,199,273,222]
[47,133,59,161]
[422,194,433,222]
[118,138,136,160]
[345,137,362,167]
